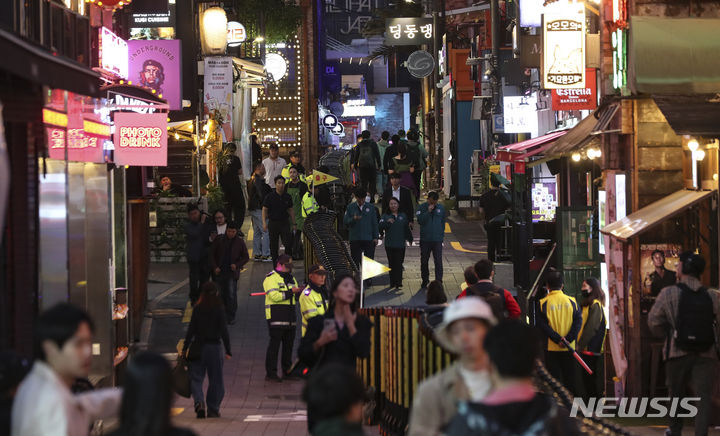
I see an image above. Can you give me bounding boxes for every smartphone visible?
[323,319,336,332]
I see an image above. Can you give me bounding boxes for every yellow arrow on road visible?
[450,241,487,254]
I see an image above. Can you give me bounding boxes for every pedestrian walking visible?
[382,173,415,225]
[406,130,428,194]
[281,150,306,182]
[478,175,511,262]
[182,282,232,419]
[219,142,246,228]
[388,142,417,198]
[379,197,413,290]
[648,251,720,436]
[262,175,295,266]
[376,131,391,195]
[352,130,382,201]
[576,277,606,400]
[264,255,302,382]
[210,221,249,324]
[537,270,582,396]
[463,259,522,320]
[299,264,330,336]
[299,274,372,369]
[343,188,379,274]
[185,203,210,305]
[107,352,197,436]
[284,166,308,260]
[262,143,286,185]
[445,320,581,436]
[302,364,367,436]
[408,297,496,436]
[382,135,400,188]
[251,134,262,168]
[248,162,272,262]
[208,209,228,245]
[416,191,446,289]
[11,304,122,436]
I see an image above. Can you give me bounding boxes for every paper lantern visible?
[201,7,228,56]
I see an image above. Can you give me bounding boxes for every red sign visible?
[113,112,167,166]
[551,69,597,111]
[43,107,109,164]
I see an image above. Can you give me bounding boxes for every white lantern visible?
[201,7,228,55]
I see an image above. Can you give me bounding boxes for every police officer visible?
[301,190,320,218]
[264,254,301,382]
[299,264,330,336]
[281,150,306,183]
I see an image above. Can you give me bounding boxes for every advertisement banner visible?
[542,4,585,89]
[551,68,597,111]
[385,18,434,46]
[503,95,538,135]
[128,40,182,110]
[531,182,558,222]
[113,112,168,166]
[204,57,234,141]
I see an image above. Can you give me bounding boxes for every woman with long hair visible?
[108,352,196,436]
[182,282,231,419]
[387,141,418,198]
[576,277,606,399]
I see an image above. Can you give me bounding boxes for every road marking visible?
[171,408,184,417]
[176,339,184,355]
[450,241,487,254]
[445,222,451,233]
[182,301,192,323]
[244,411,307,422]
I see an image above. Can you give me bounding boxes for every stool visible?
[649,341,665,397]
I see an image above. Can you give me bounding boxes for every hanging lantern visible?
[201,7,228,56]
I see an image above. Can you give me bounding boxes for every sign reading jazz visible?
[551,68,597,111]
[127,40,182,110]
[542,5,585,89]
[385,18,433,46]
[113,112,168,166]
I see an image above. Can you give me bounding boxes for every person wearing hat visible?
[281,150,306,183]
[408,297,497,436]
[262,143,286,186]
[299,264,330,336]
[479,173,511,262]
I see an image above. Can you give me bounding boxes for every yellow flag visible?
[309,170,338,186]
[362,256,391,280]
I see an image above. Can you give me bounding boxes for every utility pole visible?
[431,0,444,191]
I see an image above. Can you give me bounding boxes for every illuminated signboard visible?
[551,68,597,111]
[610,0,628,92]
[98,27,129,79]
[542,5,585,89]
[227,21,247,47]
[113,112,168,166]
[503,95,538,135]
[341,105,376,117]
[127,40,182,110]
[385,18,433,46]
[532,182,558,222]
[264,53,288,82]
[43,107,110,163]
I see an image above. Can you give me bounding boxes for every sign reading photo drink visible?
[127,40,182,110]
[551,68,597,111]
[542,5,585,89]
[113,112,168,166]
[385,18,433,46]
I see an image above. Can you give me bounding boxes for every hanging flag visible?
[362,256,391,280]
[310,170,338,186]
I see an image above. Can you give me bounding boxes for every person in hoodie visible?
[445,320,581,436]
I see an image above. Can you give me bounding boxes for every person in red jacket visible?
[460,259,521,320]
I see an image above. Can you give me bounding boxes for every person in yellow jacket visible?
[301,190,319,218]
[281,150,306,183]
[264,254,301,382]
[299,264,330,336]
[537,270,582,396]
[577,277,607,399]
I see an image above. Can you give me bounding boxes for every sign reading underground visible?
[113,112,168,166]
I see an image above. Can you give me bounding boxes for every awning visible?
[652,94,720,137]
[496,130,568,163]
[629,16,720,95]
[600,189,716,241]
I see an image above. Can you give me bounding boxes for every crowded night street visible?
[2,0,720,435]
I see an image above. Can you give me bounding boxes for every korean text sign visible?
[385,18,433,46]
[542,5,585,89]
[551,69,597,111]
[113,112,167,166]
[128,40,182,110]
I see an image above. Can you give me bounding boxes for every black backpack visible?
[466,283,507,321]
[675,283,716,353]
[357,141,376,168]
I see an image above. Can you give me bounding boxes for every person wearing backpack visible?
[464,259,522,320]
[648,251,720,436]
[406,130,428,194]
[352,130,381,202]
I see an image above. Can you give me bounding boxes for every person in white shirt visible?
[408,297,496,436]
[12,303,121,436]
[262,143,287,186]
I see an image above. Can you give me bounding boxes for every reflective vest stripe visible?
[302,308,318,315]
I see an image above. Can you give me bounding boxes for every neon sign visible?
[98,27,129,79]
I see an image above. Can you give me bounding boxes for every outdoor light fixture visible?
[572,153,581,162]
[696,149,706,161]
[201,7,228,55]
[687,139,699,152]
[254,36,265,43]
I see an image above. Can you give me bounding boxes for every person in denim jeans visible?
[248,163,271,262]
[210,221,249,325]
[183,282,232,419]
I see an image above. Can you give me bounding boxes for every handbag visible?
[172,356,191,398]
[186,336,203,361]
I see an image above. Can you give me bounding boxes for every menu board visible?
[531,182,558,222]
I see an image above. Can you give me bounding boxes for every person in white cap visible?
[408,297,497,436]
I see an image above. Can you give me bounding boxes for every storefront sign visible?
[130,5,175,28]
[503,95,538,135]
[127,40,182,110]
[542,5,585,89]
[204,57,234,141]
[551,68,597,111]
[341,105,376,117]
[385,18,433,46]
[264,53,288,82]
[227,21,247,46]
[43,101,110,164]
[531,182,557,222]
[330,123,344,135]
[322,114,339,129]
[98,27,128,79]
[519,0,543,27]
[406,50,435,78]
[113,112,167,166]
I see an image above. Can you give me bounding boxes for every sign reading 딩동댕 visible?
[542,4,585,89]
[385,18,433,46]
[127,40,182,110]
[551,68,597,111]
[113,112,167,166]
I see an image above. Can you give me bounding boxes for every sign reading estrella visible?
[98,27,128,79]
[385,18,433,46]
[551,68,597,111]
[542,5,585,89]
[113,112,168,166]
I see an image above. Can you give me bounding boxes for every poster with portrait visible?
[640,243,681,297]
[127,40,182,110]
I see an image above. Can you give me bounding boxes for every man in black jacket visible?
[352,130,381,201]
[185,203,210,305]
[210,222,250,324]
[248,163,271,262]
[382,173,414,226]
[219,143,246,228]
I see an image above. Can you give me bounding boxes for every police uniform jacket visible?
[343,201,379,241]
[299,282,329,336]
[264,270,299,328]
[379,213,413,249]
